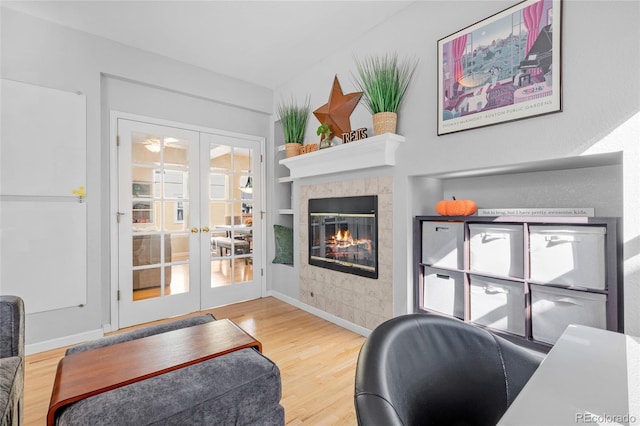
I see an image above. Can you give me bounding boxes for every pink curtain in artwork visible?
[452,34,468,83]
[523,0,544,75]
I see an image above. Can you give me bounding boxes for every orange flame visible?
[335,229,351,241]
[328,228,373,253]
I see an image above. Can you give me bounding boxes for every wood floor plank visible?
[24,297,365,425]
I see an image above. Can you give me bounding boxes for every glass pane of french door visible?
[118,119,200,328]
[200,133,262,309]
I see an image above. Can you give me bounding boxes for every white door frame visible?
[109,111,266,331]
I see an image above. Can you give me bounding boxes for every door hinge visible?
[116,212,125,223]
[261,268,264,277]
[260,154,263,163]
[117,290,120,301]
[116,135,120,147]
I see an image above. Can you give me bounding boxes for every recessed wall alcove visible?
[410,152,623,220]
[409,151,624,323]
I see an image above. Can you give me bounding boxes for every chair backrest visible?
[354,314,543,426]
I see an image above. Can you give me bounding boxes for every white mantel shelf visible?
[279,133,405,179]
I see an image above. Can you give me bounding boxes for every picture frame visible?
[437,0,562,135]
[132,182,152,198]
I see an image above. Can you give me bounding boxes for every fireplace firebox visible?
[308,196,378,279]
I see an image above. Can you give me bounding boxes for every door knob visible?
[191,227,199,234]
[202,226,210,233]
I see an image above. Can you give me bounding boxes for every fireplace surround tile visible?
[300,176,393,331]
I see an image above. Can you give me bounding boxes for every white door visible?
[118,119,201,327]
[199,132,262,309]
[117,118,263,328]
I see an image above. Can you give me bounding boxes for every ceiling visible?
[2,0,415,90]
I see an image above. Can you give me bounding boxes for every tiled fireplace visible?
[309,195,378,279]
[299,176,393,330]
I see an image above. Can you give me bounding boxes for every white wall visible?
[1,7,272,348]
[2,0,638,347]
[273,1,640,334]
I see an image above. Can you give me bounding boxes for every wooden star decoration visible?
[313,75,362,141]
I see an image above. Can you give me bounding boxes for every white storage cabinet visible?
[530,284,607,344]
[423,267,464,319]
[470,276,525,336]
[469,224,524,278]
[415,216,619,349]
[529,225,606,290]
[422,221,464,269]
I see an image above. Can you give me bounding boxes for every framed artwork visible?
[132,182,152,198]
[437,0,562,135]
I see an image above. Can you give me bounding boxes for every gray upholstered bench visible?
[54,315,284,425]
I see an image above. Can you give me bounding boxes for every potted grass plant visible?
[277,96,311,158]
[352,53,418,135]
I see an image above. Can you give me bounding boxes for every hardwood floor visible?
[24,297,366,425]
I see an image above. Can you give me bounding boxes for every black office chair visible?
[354,314,544,426]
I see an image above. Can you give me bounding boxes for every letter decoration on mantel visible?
[342,128,368,143]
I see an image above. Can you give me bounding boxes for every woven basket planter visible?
[285,143,301,158]
[372,112,397,135]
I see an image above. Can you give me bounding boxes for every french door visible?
[199,132,262,309]
[117,119,262,328]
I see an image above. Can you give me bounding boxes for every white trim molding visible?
[279,133,404,179]
[268,290,371,337]
[26,328,104,355]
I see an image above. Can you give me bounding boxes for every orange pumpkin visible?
[435,197,477,216]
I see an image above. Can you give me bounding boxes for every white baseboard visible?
[26,328,104,355]
[26,294,369,355]
[269,290,371,337]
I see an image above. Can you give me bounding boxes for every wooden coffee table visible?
[47,319,261,425]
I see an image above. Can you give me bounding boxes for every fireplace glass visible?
[309,196,378,279]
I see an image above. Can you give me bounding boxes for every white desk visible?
[499,325,640,425]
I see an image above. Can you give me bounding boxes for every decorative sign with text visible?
[342,128,368,143]
[477,208,595,217]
